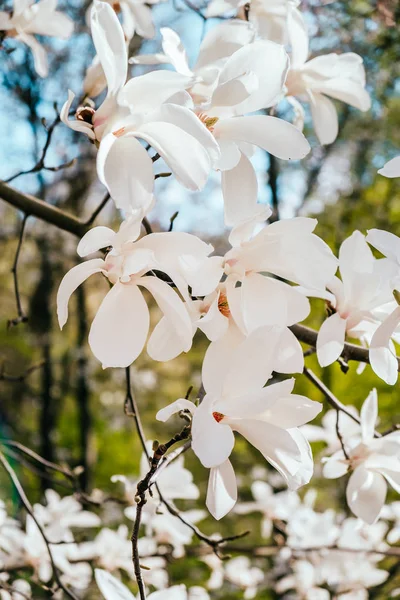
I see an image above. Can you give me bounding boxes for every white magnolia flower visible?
[89,0,163,43]
[57,220,223,368]
[286,28,371,144]
[364,228,400,384]
[235,480,300,538]
[0,0,73,77]
[131,21,256,105]
[285,494,340,549]
[323,389,400,524]
[95,569,196,600]
[133,25,310,225]
[61,1,219,212]
[33,489,100,543]
[378,155,400,178]
[157,326,321,520]
[205,0,306,49]
[223,217,337,343]
[314,231,396,369]
[224,556,264,599]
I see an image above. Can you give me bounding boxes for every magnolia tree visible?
[0,0,399,599]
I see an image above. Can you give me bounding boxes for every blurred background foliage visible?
[0,0,400,597]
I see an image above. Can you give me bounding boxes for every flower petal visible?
[89,282,149,368]
[97,133,154,212]
[191,395,235,468]
[206,460,237,520]
[214,115,310,160]
[156,399,195,422]
[360,389,378,444]
[316,312,347,367]
[308,91,338,145]
[346,467,387,524]
[91,0,127,95]
[378,156,400,178]
[77,227,116,257]
[139,276,193,359]
[369,306,400,385]
[57,259,106,329]
[95,568,135,600]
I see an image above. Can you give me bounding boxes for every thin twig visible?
[0,450,80,600]
[142,217,153,235]
[335,409,350,460]
[0,361,45,382]
[85,192,111,227]
[303,367,381,438]
[8,214,29,328]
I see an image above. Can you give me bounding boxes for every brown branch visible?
[8,214,29,327]
[290,323,400,371]
[0,361,45,382]
[0,181,88,238]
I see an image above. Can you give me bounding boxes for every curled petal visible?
[77,226,116,257]
[57,259,106,329]
[346,466,387,524]
[156,398,195,422]
[369,306,400,385]
[206,460,237,520]
[378,156,400,178]
[316,312,347,367]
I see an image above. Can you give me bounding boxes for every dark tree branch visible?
[8,214,29,328]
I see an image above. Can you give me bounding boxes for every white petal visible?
[211,71,259,109]
[148,103,220,165]
[191,396,235,468]
[206,460,237,520]
[201,323,245,396]
[309,91,338,145]
[196,20,255,69]
[97,133,154,212]
[89,282,149,368]
[288,5,309,67]
[316,312,347,367]
[323,456,349,479]
[91,0,127,95]
[118,71,193,113]
[272,326,304,374]
[378,156,400,178]
[178,255,223,297]
[241,272,310,330]
[346,467,387,524]
[147,316,193,362]
[18,33,48,78]
[160,27,192,75]
[156,399,195,422]
[139,276,193,359]
[197,293,229,342]
[366,228,400,264]
[222,152,258,228]
[214,115,310,160]
[136,121,212,191]
[77,227,116,257]
[369,306,400,385]
[213,40,289,115]
[95,568,135,600]
[130,4,155,38]
[57,259,105,329]
[360,389,378,444]
[316,78,371,112]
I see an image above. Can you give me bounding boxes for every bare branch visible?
[8,214,29,327]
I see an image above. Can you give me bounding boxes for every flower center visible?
[218,293,230,317]
[76,106,95,125]
[197,113,219,133]
[212,412,224,423]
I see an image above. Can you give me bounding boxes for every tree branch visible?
[291,323,400,371]
[0,181,88,238]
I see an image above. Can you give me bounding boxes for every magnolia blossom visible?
[286,27,371,144]
[378,155,400,178]
[133,24,311,223]
[57,220,224,368]
[0,0,73,77]
[0,575,31,600]
[33,489,100,543]
[89,0,162,42]
[224,556,264,599]
[205,0,306,48]
[158,326,321,520]
[61,1,219,212]
[302,407,361,454]
[314,231,396,369]
[323,389,400,524]
[95,569,208,600]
